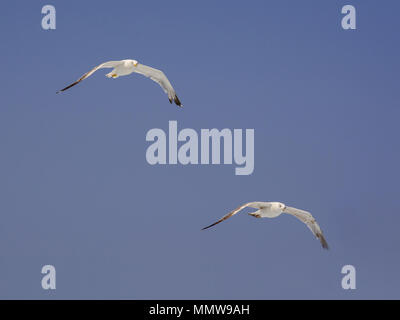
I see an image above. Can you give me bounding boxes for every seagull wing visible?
[202,202,261,230]
[133,63,182,107]
[283,206,329,249]
[57,61,122,93]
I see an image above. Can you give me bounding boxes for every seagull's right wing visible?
[57,61,122,93]
[283,206,329,249]
[133,63,183,107]
[202,202,261,230]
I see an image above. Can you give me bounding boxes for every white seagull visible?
[57,59,183,107]
[202,201,329,249]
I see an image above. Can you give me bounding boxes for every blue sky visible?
[0,0,399,299]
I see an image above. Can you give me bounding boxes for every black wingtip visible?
[201,222,218,230]
[319,234,329,250]
[174,95,183,107]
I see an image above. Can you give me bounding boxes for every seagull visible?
[57,59,183,107]
[202,201,329,249]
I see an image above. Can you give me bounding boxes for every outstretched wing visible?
[133,63,182,107]
[283,206,329,249]
[57,61,122,93]
[202,202,261,230]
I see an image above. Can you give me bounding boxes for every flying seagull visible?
[202,201,329,249]
[57,59,183,107]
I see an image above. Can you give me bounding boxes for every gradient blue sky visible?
[0,0,399,299]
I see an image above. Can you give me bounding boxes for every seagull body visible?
[202,201,329,249]
[57,59,182,107]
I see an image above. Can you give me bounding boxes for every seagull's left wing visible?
[202,202,261,230]
[283,206,329,249]
[133,63,183,107]
[57,61,122,93]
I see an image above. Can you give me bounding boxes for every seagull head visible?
[130,60,138,67]
[277,202,286,211]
